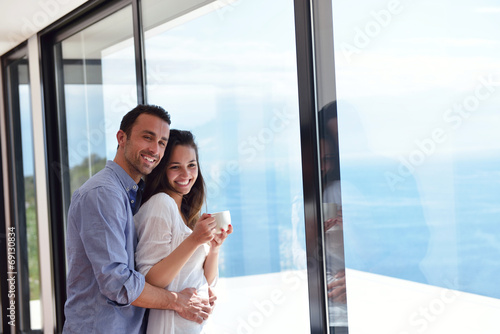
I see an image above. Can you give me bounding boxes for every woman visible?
[135,129,232,333]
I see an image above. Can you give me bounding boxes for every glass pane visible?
[318,101,348,332]
[5,56,42,330]
[143,0,310,332]
[329,0,500,332]
[57,5,136,195]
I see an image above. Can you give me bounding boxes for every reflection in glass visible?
[57,5,136,194]
[142,0,309,332]
[329,0,500,332]
[319,101,348,333]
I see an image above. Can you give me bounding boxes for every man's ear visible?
[116,130,127,148]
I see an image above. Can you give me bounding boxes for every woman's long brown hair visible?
[142,129,206,229]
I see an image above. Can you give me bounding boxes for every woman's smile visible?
[166,145,199,198]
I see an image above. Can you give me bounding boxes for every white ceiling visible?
[0,0,88,56]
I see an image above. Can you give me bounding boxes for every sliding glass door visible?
[316,0,500,332]
[54,4,137,198]
[142,0,310,332]
[42,0,312,332]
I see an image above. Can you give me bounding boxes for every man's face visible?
[120,113,170,182]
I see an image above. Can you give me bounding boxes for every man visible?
[63,105,213,333]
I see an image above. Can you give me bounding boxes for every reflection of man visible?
[63,105,213,334]
[319,101,348,334]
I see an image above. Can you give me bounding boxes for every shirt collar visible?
[106,161,144,214]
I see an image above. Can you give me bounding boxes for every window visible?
[320,0,500,332]
[43,5,140,328]
[55,4,137,196]
[142,0,310,331]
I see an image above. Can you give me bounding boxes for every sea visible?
[211,155,500,302]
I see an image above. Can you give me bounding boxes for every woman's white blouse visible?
[134,192,211,334]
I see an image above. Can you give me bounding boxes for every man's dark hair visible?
[120,104,171,138]
[318,101,340,182]
[318,100,337,125]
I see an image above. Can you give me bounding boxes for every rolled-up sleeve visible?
[77,188,145,305]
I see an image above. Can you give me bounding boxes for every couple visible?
[63,105,232,333]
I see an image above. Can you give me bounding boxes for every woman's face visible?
[166,144,199,197]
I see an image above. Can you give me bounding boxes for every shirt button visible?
[133,185,137,190]
[131,200,135,204]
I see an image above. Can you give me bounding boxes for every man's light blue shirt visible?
[63,161,146,333]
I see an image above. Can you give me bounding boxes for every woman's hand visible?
[203,224,232,285]
[209,224,233,254]
[190,213,216,246]
[324,207,343,232]
[327,270,347,303]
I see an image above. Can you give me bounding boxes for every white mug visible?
[211,210,231,233]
